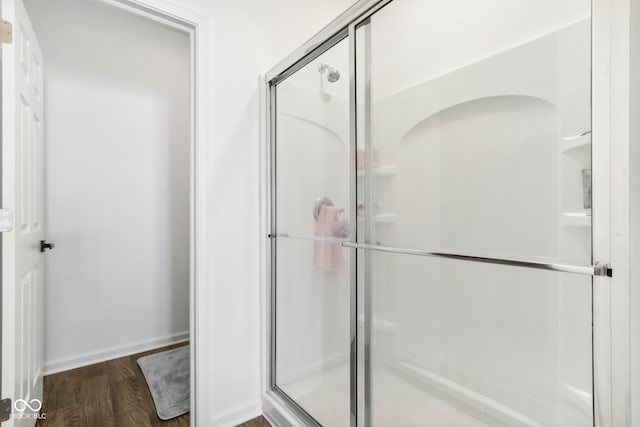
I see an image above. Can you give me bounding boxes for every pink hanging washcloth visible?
[314,205,344,273]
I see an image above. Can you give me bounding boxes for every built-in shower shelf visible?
[560,133,591,153]
[357,165,398,177]
[375,214,397,223]
[560,212,591,228]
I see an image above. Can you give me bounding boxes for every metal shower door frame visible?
[263,0,617,426]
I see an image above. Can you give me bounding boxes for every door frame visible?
[91,1,210,426]
[260,0,630,426]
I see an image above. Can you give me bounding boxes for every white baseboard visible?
[209,399,262,427]
[43,331,190,375]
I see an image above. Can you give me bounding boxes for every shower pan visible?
[264,0,613,426]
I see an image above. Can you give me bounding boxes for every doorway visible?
[1,0,206,424]
[25,0,191,374]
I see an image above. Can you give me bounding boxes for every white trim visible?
[1,0,19,419]
[209,399,262,427]
[607,0,633,425]
[259,74,270,396]
[592,0,613,425]
[630,1,640,425]
[42,332,189,375]
[92,1,210,426]
[592,0,635,425]
[92,0,192,32]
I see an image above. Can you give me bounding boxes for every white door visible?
[1,0,45,425]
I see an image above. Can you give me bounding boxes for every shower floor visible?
[279,363,507,427]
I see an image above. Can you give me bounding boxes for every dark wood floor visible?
[236,416,271,426]
[36,343,272,427]
[36,343,190,427]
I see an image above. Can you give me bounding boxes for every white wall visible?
[368,0,590,99]
[23,0,191,372]
[630,0,640,425]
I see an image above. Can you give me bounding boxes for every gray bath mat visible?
[138,346,190,420]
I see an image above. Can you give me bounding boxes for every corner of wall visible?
[629,0,640,424]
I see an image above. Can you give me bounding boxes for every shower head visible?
[317,63,341,83]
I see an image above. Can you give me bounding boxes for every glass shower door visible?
[354,0,594,426]
[271,37,352,426]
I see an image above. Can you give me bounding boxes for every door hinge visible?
[0,20,12,44]
[0,398,11,422]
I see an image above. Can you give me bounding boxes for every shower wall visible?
[366,0,591,100]
[276,83,350,377]
[361,1,593,425]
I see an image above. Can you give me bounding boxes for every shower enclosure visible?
[264,0,611,425]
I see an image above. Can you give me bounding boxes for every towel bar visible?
[341,242,612,277]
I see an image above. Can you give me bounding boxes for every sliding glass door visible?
[271,37,352,427]
[268,0,598,426]
[354,1,593,425]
